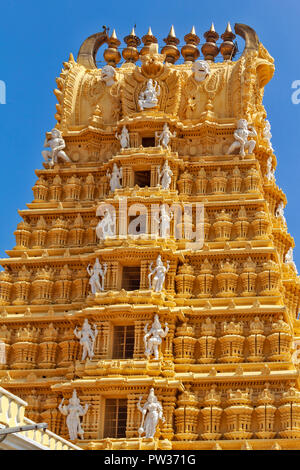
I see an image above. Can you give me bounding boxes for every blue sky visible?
[0,0,300,266]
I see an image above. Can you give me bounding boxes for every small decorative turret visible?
[103,29,121,67]
[201,23,219,61]
[140,27,158,56]
[220,22,237,61]
[122,27,141,63]
[162,25,180,64]
[181,26,200,63]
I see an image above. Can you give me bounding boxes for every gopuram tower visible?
[1,23,300,451]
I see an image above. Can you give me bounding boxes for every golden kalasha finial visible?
[161,25,180,64]
[140,26,158,56]
[123,27,141,63]
[220,22,237,61]
[201,22,219,61]
[181,26,200,63]
[103,29,121,67]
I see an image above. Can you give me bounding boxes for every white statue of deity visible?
[87,258,107,294]
[96,209,116,240]
[153,204,173,238]
[58,390,89,441]
[137,388,165,439]
[115,126,130,149]
[157,160,173,190]
[275,201,287,225]
[138,79,161,111]
[42,129,71,166]
[228,119,257,157]
[101,64,116,87]
[156,123,176,149]
[263,119,273,151]
[107,163,122,192]
[285,248,297,272]
[192,60,211,82]
[74,319,98,361]
[143,314,169,360]
[148,255,170,292]
[266,156,275,181]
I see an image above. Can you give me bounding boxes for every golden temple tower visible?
[1,23,300,451]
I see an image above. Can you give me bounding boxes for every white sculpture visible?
[58,390,89,441]
[156,123,176,149]
[107,163,123,192]
[143,314,169,360]
[42,129,71,166]
[74,319,98,361]
[96,209,116,240]
[137,388,165,438]
[228,119,257,157]
[138,79,161,111]
[266,156,275,181]
[263,119,273,151]
[285,248,298,273]
[87,258,107,293]
[148,255,170,292]
[157,160,173,190]
[192,60,211,82]
[275,201,287,225]
[115,126,130,149]
[101,65,116,87]
[154,204,173,238]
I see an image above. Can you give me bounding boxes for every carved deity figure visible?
[157,160,173,190]
[74,319,98,361]
[58,390,89,440]
[42,129,70,166]
[137,388,165,438]
[285,248,297,273]
[275,201,287,225]
[156,123,176,149]
[263,119,273,150]
[192,60,211,82]
[115,126,130,149]
[87,258,107,293]
[107,163,122,192]
[143,314,169,360]
[228,119,257,157]
[148,255,170,292]
[96,209,116,240]
[101,65,116,87]
[153,204,173,238]
[138,79,161,111]
[266,156,275,181]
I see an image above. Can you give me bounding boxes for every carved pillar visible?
[197,258,214,297]
[175,264,195,298]
[224,389,253,440]
[13,266,31,305]
[255,387,276,439]
[133,320,145,359]
[247,317,265,362]
[161,393,176,440]
[0,271,13,305]
[278,387,300,438]
[38,323,58,369]
[201,387,223,440]
[198,318,217,363]
[57,327,79,367]
[72,268,89,301]
[213,211,232,241]
[267,316,292,362]
[11,326,39,369]
[240,257,257,296]
[175,388,199,440]
[14,221,31,249]
[219,320,244,363]
[126,394,139,438]
[195,168,208,195]
[122,165,133,188]
[40,396,63,435]
[54,265,72,304]
[173,323,196,363]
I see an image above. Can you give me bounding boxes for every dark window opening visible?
[134,170,151,187]
[128,215,147,235]
[122,266,140,291]
[112,325,135,359]
[142,137,155,147]
[103,398,127,438]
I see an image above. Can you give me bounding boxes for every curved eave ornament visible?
[235,23,274,87]
[77,28,109,69]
